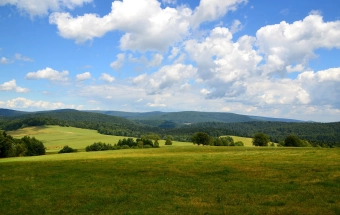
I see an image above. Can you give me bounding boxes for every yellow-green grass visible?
[1,146,339,214]
[8,125,193,153]
[229,135,253,146]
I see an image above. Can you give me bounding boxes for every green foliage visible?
[117,138,136,147]
[214,136,234,146]
[234,141,244,146]
[20,136,45,156]
[154,140,160,148]
[252,132,270,146]
[165,138,173,145]
[191,132,211,146]
[58,145,77,154]
[284,135,312,147]
[85,142,114,152]
[136,138,154,147]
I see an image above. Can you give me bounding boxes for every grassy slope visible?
[1,126,340,214]
[7,125,192,153]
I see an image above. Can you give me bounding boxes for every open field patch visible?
[8,126,193,152]
[1,147,339,214]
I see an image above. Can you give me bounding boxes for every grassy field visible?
[8,125,193,153]
[1,126,340,214]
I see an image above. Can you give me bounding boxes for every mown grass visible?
[1,126,340,214]
[8,126,192,153]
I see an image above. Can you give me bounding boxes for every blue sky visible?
[0,0,340,122]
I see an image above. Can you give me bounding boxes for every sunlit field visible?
[1,126,340,214]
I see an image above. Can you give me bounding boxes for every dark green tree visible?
[252,132,270,146]
[21,136,45,156]
[165,137,173,145]
[58,145,77,153]
[192,132,211,146]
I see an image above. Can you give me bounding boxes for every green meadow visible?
[1,126,340,214]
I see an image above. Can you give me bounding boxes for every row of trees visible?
[191,132,244,146]
[252,132,313,147]
[0,131,45,158]
[85,137,161,152]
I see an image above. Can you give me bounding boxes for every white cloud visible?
[148,53,164,67]
[133,63,197,94]
[256,14,340,77]
[15,53,34,62]
[0,79,29,93]
[185,27,262,98]
[100,73,115,83]
[162,0,176,4]
[26,67,69,81]
[0,97,78,109]
[49,0,192,51]
[297,68,340,108]
[0,0,93,17]
[168,47,180,60]
[110,53,125,70]
[0,57,10,64]
[191,0,247,28]
[230,19,243,34]
[76,72,91,81]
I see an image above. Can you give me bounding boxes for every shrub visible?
[85,142,114,152]
[121,145,130,149]
[165,138,173,145]
[234,141,244,146]
[21,136,45,156]
[58,145,77,154]
[252,133,270,146]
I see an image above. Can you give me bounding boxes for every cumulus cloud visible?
[133,63,197,94]
[256,14,340,77]
[76,72,91,81]
[50,0,192,51]
[0,97,78,109]
[0,0,93,17]
[191,0,247,28]
[0,57,11,64]
[162,0,176,4]
[230,19,243,34]
[14,53,34,62]
[0,79,29,93]
[148,53,164,67]
[297,68,340,108]
[110,53,125,70]
[100,73,115,83]
[185,27,262,98]
[26,67,69,81]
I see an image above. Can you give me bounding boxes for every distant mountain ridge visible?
[0,108,304,123]
[88,110,304,124]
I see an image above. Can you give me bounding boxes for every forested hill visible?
[0,108,339,146]
[0,109,157,137]
[88,110,303,124]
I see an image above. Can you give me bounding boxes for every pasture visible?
[1,126,340,214]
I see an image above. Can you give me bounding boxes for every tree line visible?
[1,110,339,147]
[0,131,45,158]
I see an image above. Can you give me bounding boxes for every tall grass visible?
[1,147,340,214]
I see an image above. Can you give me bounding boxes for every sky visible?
[0,0,340,122]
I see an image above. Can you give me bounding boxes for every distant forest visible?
[0,109,339,147]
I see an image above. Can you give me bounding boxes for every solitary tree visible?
[252,132,270,146]
[192,132,211,146]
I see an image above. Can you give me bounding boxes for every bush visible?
[85,142,114,152]
[252,133,270,146]
[121,145,130,149]
[234,141,244,146]
[284,135,311,147]
[21,136,45,156]
[165,138,173,145]
[58,145,77,154]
